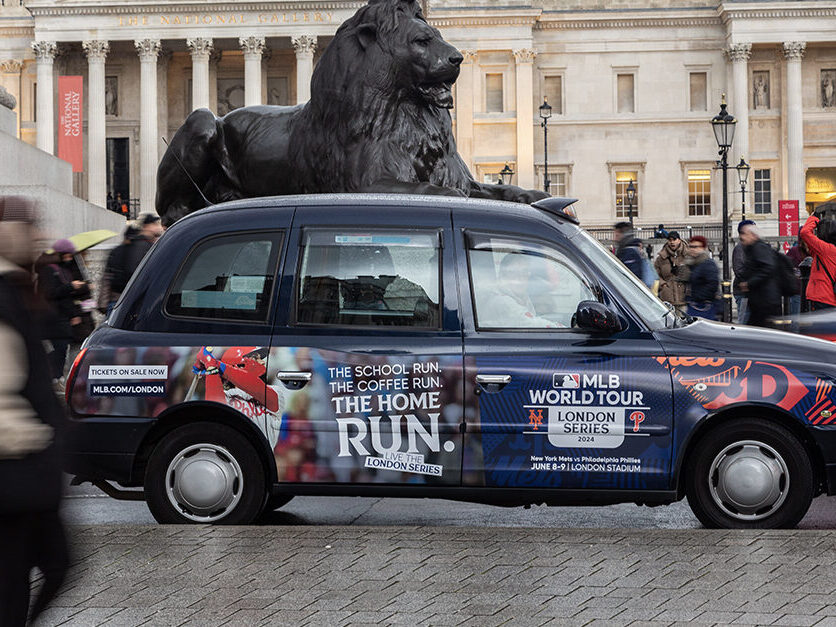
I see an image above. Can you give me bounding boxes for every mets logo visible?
[528,409,544,430]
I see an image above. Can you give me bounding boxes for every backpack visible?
[774,249,801,297]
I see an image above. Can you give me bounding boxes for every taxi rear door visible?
[267,203,465,487]
[453,212,674,494]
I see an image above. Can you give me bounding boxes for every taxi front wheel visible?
[144,422,267,525]
[685,418,814,529]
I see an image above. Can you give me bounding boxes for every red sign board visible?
[57,76,83,172]
[778,200,799,240]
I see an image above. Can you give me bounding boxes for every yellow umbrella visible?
[47,229,118,254]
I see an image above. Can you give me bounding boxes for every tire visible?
[144,422,268,524]
[266,494,294,511]
[685,418,814,529]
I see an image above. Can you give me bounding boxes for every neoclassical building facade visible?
[1,0,835,229]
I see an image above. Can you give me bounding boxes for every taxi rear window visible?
[165,231,283,322]
[295,229,441,329]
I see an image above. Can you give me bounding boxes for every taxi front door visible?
[454,217,674,493]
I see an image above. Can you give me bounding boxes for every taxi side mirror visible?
[573,300,623,335]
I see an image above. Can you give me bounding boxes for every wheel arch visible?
[130,400,277,487]
[674,403,827,498]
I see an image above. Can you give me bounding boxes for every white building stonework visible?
[0,0,834,228]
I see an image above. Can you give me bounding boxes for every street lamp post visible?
[498,163,514,186]
[711,95,737,323]
[736,157,750,221]
[626,179,636,229]
[539,98,552,194]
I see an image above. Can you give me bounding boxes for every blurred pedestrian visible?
[613,221,643,280]
[785,239,807,317]
[97,222,139,315]
[36,239,90,381]
[738,223,781,327]
[0,196,69,626]
[653,223,669,239]
[654,231,686,309]
[733,219,756,324]
[123,213,164,279]
[679,235,719,319]
[800,212,836,311]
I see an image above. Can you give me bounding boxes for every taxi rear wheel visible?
[685,418,814,529]
[144,422,267,525]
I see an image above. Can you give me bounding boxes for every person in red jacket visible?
[800,213,836,311]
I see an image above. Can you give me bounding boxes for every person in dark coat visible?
[739,222,781,327]
[122,213,164,280]
[36,239,90,380]
[613,221,643,279]
[0,196,70,626]
[97,222,140,315]
[679,235,719,319]
[732,219,756,324]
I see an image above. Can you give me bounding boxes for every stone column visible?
[0,60,23,137]
[783,42,806,213]
[82,40,109,208]
[292,35,316,104]
[32,41,57,154]
[513,49,536,189]
[240,37,266,107]
[135,39,161,214]
[726,43,751,182]
[187,37,213,111]
[455,50,476,174]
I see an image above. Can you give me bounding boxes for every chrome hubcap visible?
[708,440,788,521]
[165,443,243,522]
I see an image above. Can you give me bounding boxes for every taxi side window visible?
[467,233,596,330]
[295,229,441,328]
[165,232,282,322]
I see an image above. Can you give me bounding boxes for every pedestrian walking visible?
[800,212,836,311]
[733,219,756,324]
[613,221,643,279]
[36,239,90,381]
[738,222,781,327]
[654,230,687,309]
[679,235,719,319]
[0,196,70,626]
[785,239,807,317]
[123,213,164,279]
[97,222,139,315]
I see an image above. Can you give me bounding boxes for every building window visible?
[544,76,563,115]
[688,170,712,216]
[617,74,635,113]
[485,73,503,113]
[689,72,707,112]
[536,168,567,196]
[615,171,638,218]
[754,169,772,214]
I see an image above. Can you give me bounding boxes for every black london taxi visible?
[66,194,836,529]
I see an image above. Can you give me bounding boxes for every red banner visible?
[778,200,799,240]
[57,76,83,172]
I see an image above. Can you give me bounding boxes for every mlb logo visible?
[553,373,580,389]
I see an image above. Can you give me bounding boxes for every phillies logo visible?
[629,411,645,432]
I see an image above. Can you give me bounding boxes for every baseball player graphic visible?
[191,346,283,448]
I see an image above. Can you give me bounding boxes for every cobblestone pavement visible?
[35,525,836,626]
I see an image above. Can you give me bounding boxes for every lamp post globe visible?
[711,95,737,323]
[539,98,552,194]
[626,179,636,228]
[736,157,750,221]
[498,163,514,186]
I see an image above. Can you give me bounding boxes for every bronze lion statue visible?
[156,0,548,224]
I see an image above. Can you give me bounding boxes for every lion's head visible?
[291,0,472,195]
[310,0,463,109]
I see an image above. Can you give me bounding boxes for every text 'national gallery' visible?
[1,0,835,228]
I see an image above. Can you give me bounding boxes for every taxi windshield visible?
[570,228,677,329]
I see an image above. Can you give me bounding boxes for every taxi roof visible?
[187,193,580,228]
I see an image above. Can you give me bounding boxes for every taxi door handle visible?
[276,371,312,389]
[475,374,511,393]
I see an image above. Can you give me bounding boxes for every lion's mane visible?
[288,0,472,194]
